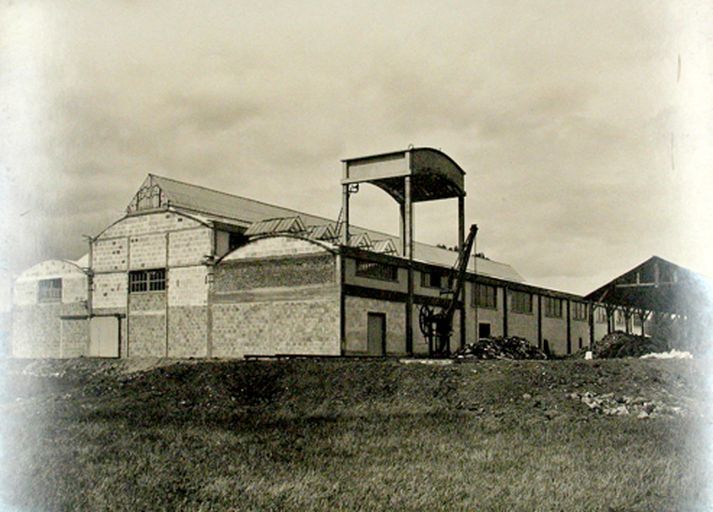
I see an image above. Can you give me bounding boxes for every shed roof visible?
[585,256,713,314]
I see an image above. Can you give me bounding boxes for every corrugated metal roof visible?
[372,239,397,255]
[305,224,336,242]
[348,232,372,249]
[145,174,524,282]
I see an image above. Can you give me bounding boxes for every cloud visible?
[1,0,708,307]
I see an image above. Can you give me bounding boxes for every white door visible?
[89,316,120,357]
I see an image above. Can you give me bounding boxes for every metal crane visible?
[418,224,478,357]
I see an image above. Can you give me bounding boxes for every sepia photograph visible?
[1,1,712,510]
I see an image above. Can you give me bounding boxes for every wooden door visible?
[367,313,386,356]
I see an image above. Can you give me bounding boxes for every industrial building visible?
[12,148,677,360]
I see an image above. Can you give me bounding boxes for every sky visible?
[1,0,712,310]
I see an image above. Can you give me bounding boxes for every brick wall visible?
[215,255,335,290]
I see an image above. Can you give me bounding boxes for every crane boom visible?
[418,224,478,357]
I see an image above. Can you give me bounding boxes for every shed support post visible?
[341,183,350,246]
[458,194,466,349]
[404,176,413,355]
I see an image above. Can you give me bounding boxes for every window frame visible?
[474,284,497,309]
[544,296,563,318]
[354,259,398,282]
[38,278,62,303]
[572,302,588,321]
[510,290,533,314]
[129,268,166,293]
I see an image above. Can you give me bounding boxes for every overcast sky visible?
[1,0,712,309]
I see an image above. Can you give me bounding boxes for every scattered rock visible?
[453,336,547,360]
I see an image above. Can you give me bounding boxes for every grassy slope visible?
[0,358,711,511]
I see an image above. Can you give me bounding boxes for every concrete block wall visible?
[212,243,340,358]
[344,296,406,354]
[506,290,539,343]
[100,211,203,238]
[12,303,86,358]
[129,234,167,269]
[127,292,166,357]
[168,229,211,266]
[93,274,127,309]
[93,238,128,272]
[60,318,90,357]
[542,314,567,355]
[464,282,505,340]
[168,306,207,357]
[212,299,339,358]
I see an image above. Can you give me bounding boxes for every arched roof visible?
[342,147,466,203]
[218,234,336,264]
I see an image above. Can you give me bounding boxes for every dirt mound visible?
[454,336,547,360]
[592,332,669,358]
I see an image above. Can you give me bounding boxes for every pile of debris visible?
[567,391,684,419]
[591,331,668,359]
[454,336,547,360]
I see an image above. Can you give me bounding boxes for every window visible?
[129,269,166,293]
[633,315,642,327]
[572,302,587,321]
[544,297,563,318]
[474,284,497,309]
[596,308,607,323]
[38,278,62,303]
[511,291,532,314]
[355,260,398,282]
[616,310,624,324]
[421,269,444,289]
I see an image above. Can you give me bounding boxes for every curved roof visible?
[16,259,87,282]
[219,234,335,263]
[342,147,465,202]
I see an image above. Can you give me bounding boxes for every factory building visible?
[11,148,659,359]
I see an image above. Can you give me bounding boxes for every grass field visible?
[1,357,711,511]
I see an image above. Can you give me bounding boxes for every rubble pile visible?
[454,336,547,360]
[591,332,669,359]
[567,391,685,419]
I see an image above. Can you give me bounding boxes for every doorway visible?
[478,322,491,339]
[89,316,120,358]
[367,313,386,356]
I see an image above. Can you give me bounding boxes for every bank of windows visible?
[421,269,446,289]
[474,284,497,309]
[572,302,588,321]
[355,260,398,282]
[38,278,62,303]
[129,268,166,293]
[511,291,533,314]
[544,297,563,318]
[595,308,607,323]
